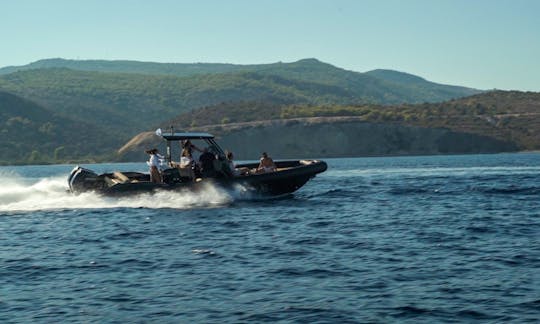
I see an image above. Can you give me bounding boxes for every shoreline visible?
[2,150,539,167]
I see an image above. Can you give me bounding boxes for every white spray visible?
[0,173,233,212]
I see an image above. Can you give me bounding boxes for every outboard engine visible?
[68,166,100,193]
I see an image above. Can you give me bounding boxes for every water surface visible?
[1,154,539,322]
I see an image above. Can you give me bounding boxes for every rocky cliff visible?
[117,118,517,162]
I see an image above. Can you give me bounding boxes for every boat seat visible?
[113,171,130,183]
[177,166,195,179]
[104,176,121,186]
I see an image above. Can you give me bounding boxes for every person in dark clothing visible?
[198,147,216,177]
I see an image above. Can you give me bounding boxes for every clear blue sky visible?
[1,0,539,91]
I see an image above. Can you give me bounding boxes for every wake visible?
[0,173,233,212]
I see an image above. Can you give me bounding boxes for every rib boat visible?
[68,131,327,196]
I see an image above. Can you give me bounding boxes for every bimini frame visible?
[160,130,225,164]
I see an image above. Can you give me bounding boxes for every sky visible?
[1,0,539,91]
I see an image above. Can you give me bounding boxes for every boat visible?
[68,131,327,196]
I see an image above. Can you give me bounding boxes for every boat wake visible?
[0,174,233,212]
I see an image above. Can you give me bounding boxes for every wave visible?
[388,187,432,195]
[470,186,540,195]
[0,174,233,212]
[328,166,540,178]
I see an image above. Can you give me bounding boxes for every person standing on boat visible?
[181,140,202,157]
[146,148,163,183]
[257,152,276,173]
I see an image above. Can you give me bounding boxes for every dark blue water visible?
[1,154,539,323]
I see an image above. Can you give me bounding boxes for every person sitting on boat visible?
[180,148,194,168]
[225,151,249,176]
[177,147,197,180]
[257,152,276,173]
[199,147,216,177]
[146,148,163,183]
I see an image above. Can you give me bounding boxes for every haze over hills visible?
[2,57,536,165]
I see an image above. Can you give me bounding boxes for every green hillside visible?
[0,59,483,139]
[0,90,119,164]
[0,67,371,135]
[1,88,538,165]
[0,58,494,165]
[0,58,481,104]
[365,69,479,101]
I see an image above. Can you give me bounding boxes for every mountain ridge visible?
[0,58,481,99]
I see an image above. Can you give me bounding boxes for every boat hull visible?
[68,160,327,197]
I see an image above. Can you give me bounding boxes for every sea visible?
[1,153,539,323]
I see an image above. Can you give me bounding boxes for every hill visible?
[0,59,482,151]
[1,87,537,165]
[365,69,478,101]
[0,58,243,78]
[0,58,492,164]
[0,90,119,164]
[0,58,481,104]
[0,67,371,137]
[133,91,540,161]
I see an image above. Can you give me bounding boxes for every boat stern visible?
[68,166,101,193]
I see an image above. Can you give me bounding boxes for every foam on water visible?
[0,173,233,212]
